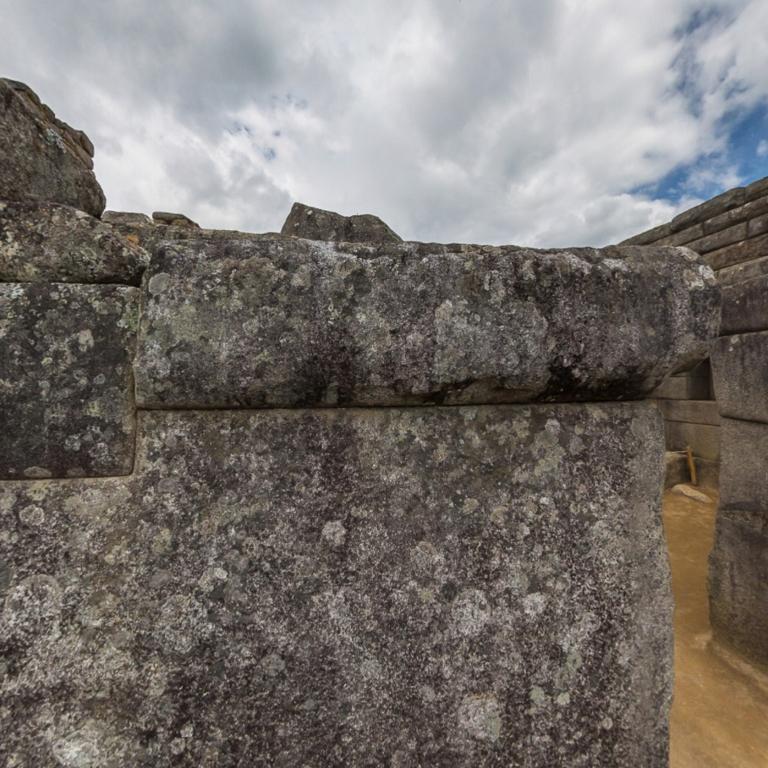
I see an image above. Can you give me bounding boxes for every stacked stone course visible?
[0,80,721,766]
[623,176,768,487]
[626,177,768,667]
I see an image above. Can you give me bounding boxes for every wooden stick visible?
[686,446,698,486]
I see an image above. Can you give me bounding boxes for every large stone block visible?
[135,238,719,408]
[717,246,768,285]
[0,402,672,766]
[709,518,768,664]
[707,232,768,271]
[711,332,768,423]
[0,200,148,285]
[281,201,402,243]
[717,412,768,674]
[0,79,105,217]
[720,274,768,334]
[718,418,768,513]
[0,283,138,478]
[658,399,719,426]
[650,360,713,401]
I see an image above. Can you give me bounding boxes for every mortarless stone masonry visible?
[0,78,105,217]
[0,282,139,479]
[0,78,722,766]
[1,404,673,767]
[135,238,717,409]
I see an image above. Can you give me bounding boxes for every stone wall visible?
[625,176,768,666]
[708,257,768,666]
[622,175,768,486]
[0,79,721,766]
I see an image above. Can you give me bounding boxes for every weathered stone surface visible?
[670,187,746,234]
[718,418,768,513]
[658,399,720,426]
[135,238,719,408]
[703,194,768,235]
[281,202,402,243]
[707,232,768,271]
[654,222,704,247]
[746,176,768,203]
[0,283,138,479]
[710,420,768,663]
[152,211,200,228]
[619,221,672,246]
[709,518,768,665]
[102,210,153,228]
[720,275,768,334]
[0,79,105,217]
[664,420,720,461]
[651,360,713,401]
[0,200,148,285]
[711,332,768,423]
[102,210,225,256]
[0,402,672,766]
[717,249,768,285]
[686,221,748,255]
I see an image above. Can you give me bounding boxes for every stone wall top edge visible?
[621,175,768,246]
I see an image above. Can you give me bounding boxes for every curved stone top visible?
[0,79,105,217]
[135,236,719,408]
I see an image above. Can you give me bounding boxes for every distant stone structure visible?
[0,79,721,766]
[625,178,768,667]
[623,178,768,487]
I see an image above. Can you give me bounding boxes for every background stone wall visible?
[625,175,768,667]
[622,175,768,487]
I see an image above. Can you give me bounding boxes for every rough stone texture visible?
[709,518,768,665]
[706,232,768,271]
[658,399,720,426]
[102,210,154,228]
[717,418,768,513]
[720,274,768,334]
[0,79,105,217]
[711,332,768,423]
[281,202,402,243]
[669,187,746,234]
[102,210,232,256]
[0,200,148,285]
[135,237,719,408]
[650,360,713,401]
[718,246,768,285]
[710,417,768,664]
[686,221,748,256]
[747,176,768,202]
[0,283,139,479]
[0,403,672,767]
[152,211,200,228]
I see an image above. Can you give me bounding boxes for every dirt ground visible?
[663,489,768,767]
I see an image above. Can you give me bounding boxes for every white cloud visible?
[758,140,768,158]
[1,0,767,245]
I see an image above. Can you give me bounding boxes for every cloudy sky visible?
[1,0,767,246]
